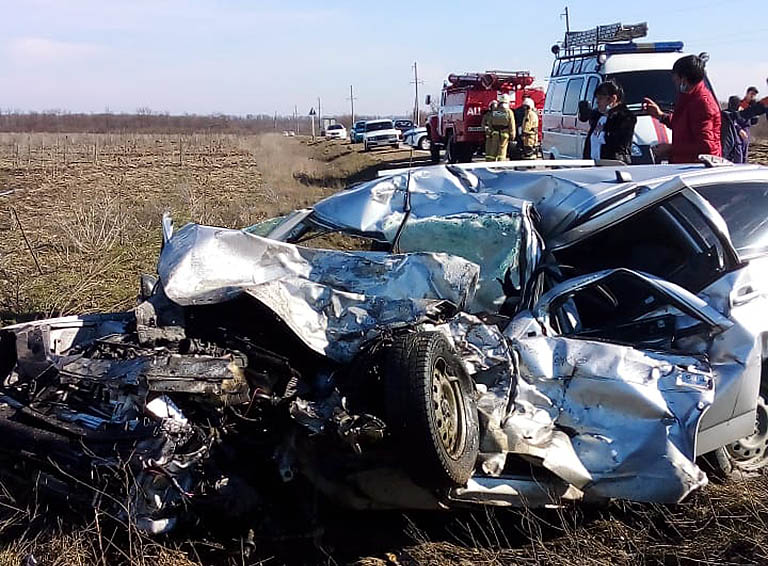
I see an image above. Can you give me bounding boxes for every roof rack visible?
[554,22,648,59]
[446,71,534,90]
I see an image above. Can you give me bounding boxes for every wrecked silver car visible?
[2,159,768,532]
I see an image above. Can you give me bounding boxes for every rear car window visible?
[696,182,768,256]
[563,78,585,115]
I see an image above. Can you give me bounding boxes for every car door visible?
[560,76,586,158]
[545,177,759,454]
[509,267,722,501]
[542,79,569,158]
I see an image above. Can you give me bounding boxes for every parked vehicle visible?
[3,158,767,534]
[362,119,400,151]
[403,127,430,150]
[394,119,415,134]
[325,124,347,140]
[542,22,716,163]
[425,71,546,164]
[350,120,366,143]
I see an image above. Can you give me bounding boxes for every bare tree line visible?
[0,110,398,135]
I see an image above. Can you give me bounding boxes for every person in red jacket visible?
[643,55,721,163]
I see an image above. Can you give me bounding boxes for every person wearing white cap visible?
[520,97,539,159]
[485,93,516,161]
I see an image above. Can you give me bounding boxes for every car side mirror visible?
[424,95,432,106]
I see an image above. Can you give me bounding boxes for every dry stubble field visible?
[1,135,768,565]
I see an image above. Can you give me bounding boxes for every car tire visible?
[391,143,399,149]
[384,332,479,487]
[418,137,430,151]
[364,143,370,152]
[703,386,768,478]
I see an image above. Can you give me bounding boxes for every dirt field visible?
[0,133,417,324]
[1,136,768,565]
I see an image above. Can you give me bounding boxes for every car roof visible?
[325,163,768,238]
[461,163,768,235]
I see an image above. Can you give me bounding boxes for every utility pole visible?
[561,6,570,33]
[309,107,316,140]
[273,111,277,131]
[347,85,357,124]
[294,105,299,134]
[411,61,424,125]
[317,97,322,130]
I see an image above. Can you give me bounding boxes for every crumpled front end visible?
[0,217,725,532]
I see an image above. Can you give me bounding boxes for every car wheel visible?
[418,137,430,151]
[364,143,370,152]
[725,394,768,471]
[703,383,768,478]
[384,332,479,487]
[391,143,399,149]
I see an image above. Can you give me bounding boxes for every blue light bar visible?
[605,41,684,55]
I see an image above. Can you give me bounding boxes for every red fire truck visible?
[425,71,546,163]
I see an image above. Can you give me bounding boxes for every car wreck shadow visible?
[273,501,610,565]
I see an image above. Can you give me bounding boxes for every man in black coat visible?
[579,80,637,164]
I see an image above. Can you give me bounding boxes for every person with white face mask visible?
[578,79,637,164]
[643,54,721,163]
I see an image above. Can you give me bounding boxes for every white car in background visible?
[363,120,400,151]
[403,127,430,151]
[325,124,347,140]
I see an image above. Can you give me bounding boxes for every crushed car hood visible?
[159,222,479,362]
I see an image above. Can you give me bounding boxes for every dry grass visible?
[0,133,375,322]
[751,120,768,142]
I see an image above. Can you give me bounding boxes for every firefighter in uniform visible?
[486,94,516,161]
[520,97,539,159]
[482,100,499,160]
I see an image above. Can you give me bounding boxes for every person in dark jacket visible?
[643,55,721,163]
[722,95,750,163]
[578,79,637,164]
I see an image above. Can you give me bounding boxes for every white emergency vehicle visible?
[542,22,714,163]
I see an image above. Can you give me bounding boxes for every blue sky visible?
[2,0,766,117]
